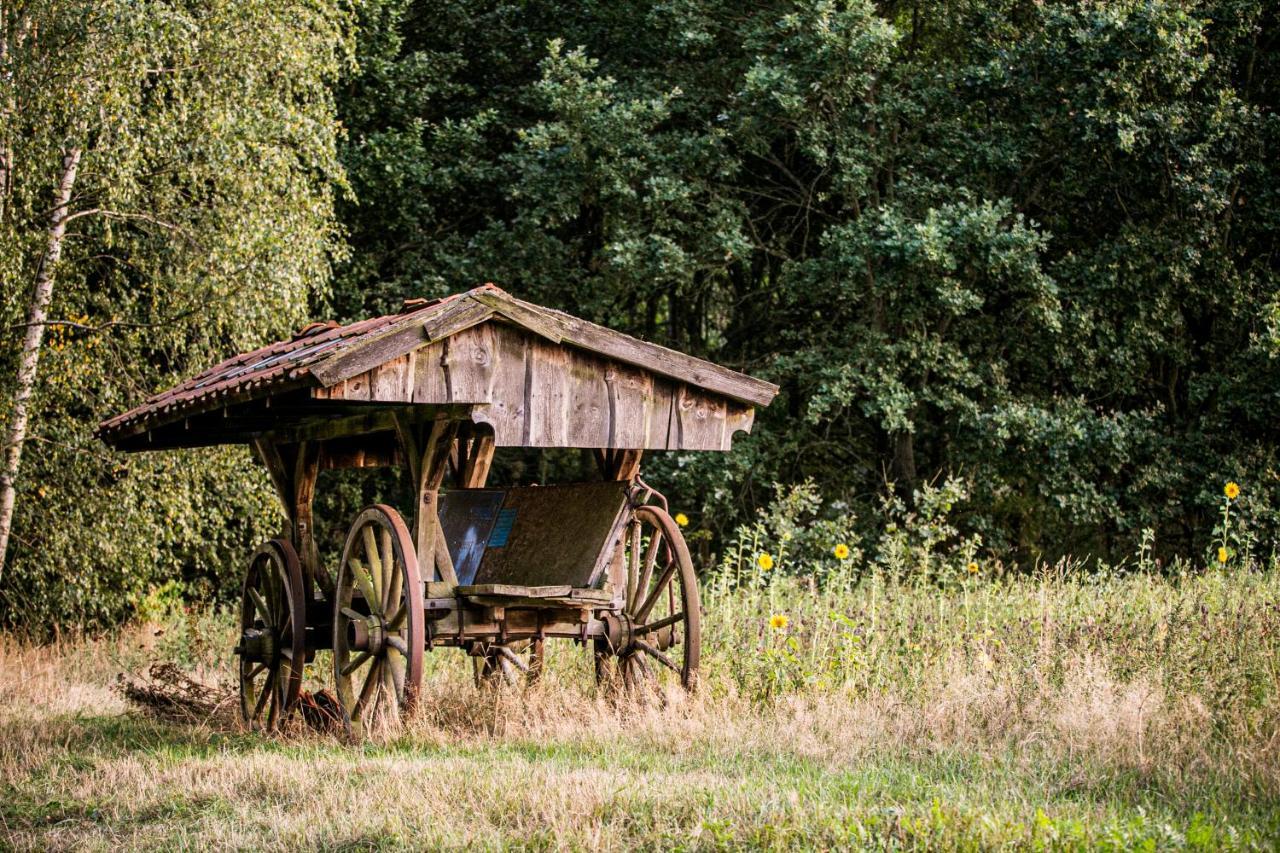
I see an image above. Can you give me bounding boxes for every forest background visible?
[1,0,1276,630]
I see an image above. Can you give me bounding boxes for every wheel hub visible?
[236,627,276,662]
[602,613,680,655]
[349,614,386,655]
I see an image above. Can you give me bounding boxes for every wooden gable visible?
[312,320,755,451]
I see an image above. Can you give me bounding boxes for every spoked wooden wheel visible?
[597,505,700,693]
[332,505,425,738]
[474,639,545,688]
[237,539,306,730]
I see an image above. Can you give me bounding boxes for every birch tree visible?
[0,0,348,624]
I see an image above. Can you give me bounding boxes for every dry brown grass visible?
[2,573,1279,849]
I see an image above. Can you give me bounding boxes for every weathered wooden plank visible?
[442,323,497,403]
[413,340,449,404]
[470,324,528,442]
[371,356,408,400]
[672,383,731,451]
[421,299,494,342]
[527,342,571,447]
[310,300,495,388]
[471,291,563,343]
[564,347,610,447]
[456,584,572,598]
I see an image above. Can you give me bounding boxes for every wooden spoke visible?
[252,667,273,720]
[635,558,678,625]
[248,587,272,627]
[626,521,641,611]
[496,644,530,673]
[629,525,660,612]
[354,659,383,720]
[362,525,383,601]
[475,640,543,690]
[379,527,394,605]
[637,611,684,636]
[348,557,380,611]
[387,650,406,699]
[333,505,424,740]
[341,651,372,676]
[633,639,680,674]
[382,661,401,726]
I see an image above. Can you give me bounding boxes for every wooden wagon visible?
[97,284,777,735]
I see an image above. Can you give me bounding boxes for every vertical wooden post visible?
[396,417,460,593]
[454,424,496,489]
[595,448,643,481]
[252,438,330,600]
[292,440,329,599]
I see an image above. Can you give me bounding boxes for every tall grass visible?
[4,475,1279,848]
[3,562,1280,848]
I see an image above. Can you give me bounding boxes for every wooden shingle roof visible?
[97,285,777,451]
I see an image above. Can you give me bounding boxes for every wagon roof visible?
[96,284,778,447]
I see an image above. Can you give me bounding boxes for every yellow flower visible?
[757,553,774,571]
[674,512,689,527]
[769,613,789,630]
[967,561,979,575]
[1224,482,1240,500]
[1217,546,1229,564]
[833,543,850,560]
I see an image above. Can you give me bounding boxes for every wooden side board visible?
[313,321,756,451]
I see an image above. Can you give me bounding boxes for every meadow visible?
[3,559,1278,850]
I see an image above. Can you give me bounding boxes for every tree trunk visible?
[892,429,917,494]
[0,147,82,584]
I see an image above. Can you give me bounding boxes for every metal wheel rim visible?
[599,504,701,693]
[238,539,306,730]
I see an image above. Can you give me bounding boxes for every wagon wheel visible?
[237,539,306,730]
[474,638,545,689]
[597,504,701,693]
[332,505,425,738]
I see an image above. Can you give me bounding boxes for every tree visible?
[333,0,1280,564]
[0,0,349,627]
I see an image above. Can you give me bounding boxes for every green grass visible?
[2,567,1278,850]
[3,710,1275,849]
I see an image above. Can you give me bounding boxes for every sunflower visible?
[966,561,979,575]
[674,512,689,527]
[769,613,789,630]
[757,553,774,571]
[1217,546,1229,564]
[1224,482,1240,500]
[833,543,850,560]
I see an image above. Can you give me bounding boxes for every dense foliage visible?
[1,0,1277,630]
[0,0,348,629]
[334,0,1279,564]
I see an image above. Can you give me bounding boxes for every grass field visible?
[2,566,1279,850]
